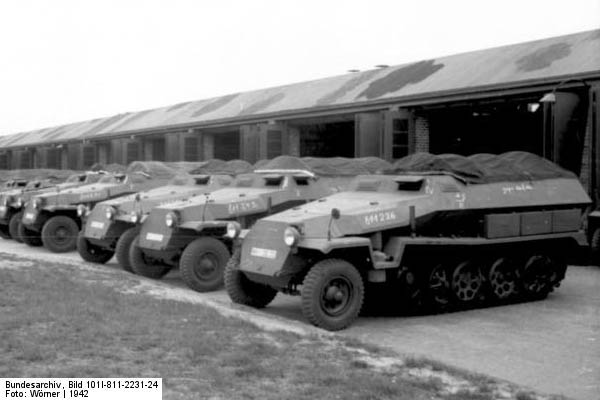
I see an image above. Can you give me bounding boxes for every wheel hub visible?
[452,261,482,302]
[428,265,451,306]
[195,253,218,279]
[488,258,517,299]
[321,278,352,316]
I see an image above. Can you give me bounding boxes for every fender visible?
[298,237,372,254]
[179,220,229,233]
[43,205,78,212]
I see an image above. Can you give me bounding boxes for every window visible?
[184,137,199,161]
[19,151,31,169]
[267,130,282,159]
[392,119,409,159]
[83,146,95,168]
[126,142,139,164]
[0,154,9,169]
[46,148,61,169]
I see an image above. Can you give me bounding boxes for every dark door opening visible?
[151,138,166,161]
[214,131,240,160]
[299,121,354,157]
[428,98,544,156]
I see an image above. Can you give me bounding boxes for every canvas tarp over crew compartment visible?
[384,151,577,184]
[255,156,391,177]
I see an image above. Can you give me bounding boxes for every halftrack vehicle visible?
[226,152,590,331]
[131,156,390,292]
[20,162,194,253]
[0,172,104,241]
[77,159,251,268]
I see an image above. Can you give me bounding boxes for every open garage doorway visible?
[213,130,240,160]
[296,119,354,157]
[427,96,545,156]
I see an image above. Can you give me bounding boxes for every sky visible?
[0,0,598,136]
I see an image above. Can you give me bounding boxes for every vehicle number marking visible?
[502,183,533,194]
[90,221,104,229]
[363,210,397,226]
[228,200,259,214]
[250,247,277,259]
[24,212,35,220]
[146,233,164,242]
[79,191,104,201]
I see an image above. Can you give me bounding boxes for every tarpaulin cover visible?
[126,161,218,179]
[255,156,391,176]
[384,151,576,184]
[188,159,253,175]
[90,163,126,173]
[0,169,79,184]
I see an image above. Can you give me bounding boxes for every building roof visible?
[1,29,599,149]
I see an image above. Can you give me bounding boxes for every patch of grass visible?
[1,260,437,400]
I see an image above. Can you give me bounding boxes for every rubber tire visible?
[301,259,364,331]
[18,222,43,247]
[180,237,230,292]
[0,224,11,239]
[590,228,600,265]
[41,215,79,253]
[115,226,140,273]
[129,235,171,279]
[9,211,24,243]
[77,232,114,264]
[224,248,277,308]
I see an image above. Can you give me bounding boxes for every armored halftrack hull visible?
[228,152,591,330]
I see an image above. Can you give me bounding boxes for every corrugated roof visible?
[1,29,599,149]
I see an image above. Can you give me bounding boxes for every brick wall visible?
[414,115,430,153]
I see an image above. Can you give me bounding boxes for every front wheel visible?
[0,224,11,239]
[18,222,43,247]
[41,215,79,253]
[129,235,171,279]
[224,248,277,308]
[115,226,140,272]
[180,237,230,292]
[301,259,364,331]
[9,211,24,243]
[77,232,114,264]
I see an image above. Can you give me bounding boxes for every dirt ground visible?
[1,240,598,400]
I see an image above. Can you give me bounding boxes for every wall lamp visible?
[539,78,590,103]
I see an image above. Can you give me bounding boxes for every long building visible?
[1,29,599,188]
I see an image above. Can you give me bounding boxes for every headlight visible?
[16,197,23,208]
[165,211,179,228]
[225,221,241,239]
[33,198,43,209]
[1,197,8,207]
[77,204,89,217]
[130,211,141,224]
[283,227,301,247]
[105,206,116,220]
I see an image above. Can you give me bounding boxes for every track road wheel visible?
[129,235,171,279]
[180,237,230,292]
[115,226,140,272]
[521,254,563,299]
[18,222,43,247]
[77,232,114,264]
[9,211,24,243]
[301,259,364,331]
[41,216,79,253]
[590,228,600,265]
[0,224,12,239]
[427,263,452,310]
[487,257,517,300]
[451,260,483,304]
[224,248,277,308]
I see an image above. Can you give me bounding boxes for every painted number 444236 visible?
[364,210,397,226]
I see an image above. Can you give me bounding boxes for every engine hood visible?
[263,191,433,238]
